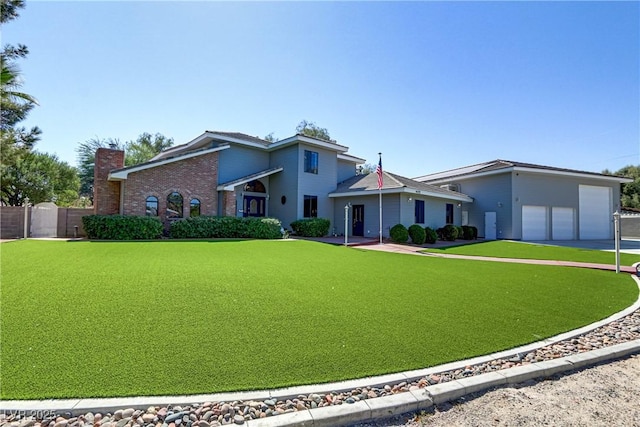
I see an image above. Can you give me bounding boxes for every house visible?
[93,130,472,238]
[415,160,633,241]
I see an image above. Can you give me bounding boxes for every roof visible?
[151,130,360,162]
[415,159,633,183]
[329,171,473,203]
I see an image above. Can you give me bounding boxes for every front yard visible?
[1,239,637,399]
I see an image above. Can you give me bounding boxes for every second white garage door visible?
[522,205,547,240]
[552,207,575,240]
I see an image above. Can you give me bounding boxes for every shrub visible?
[408,224,426,245]
[424,227,438,244]
[462,225,478,240]
[290,218,331,237]
[441,224,459,241]
[82,215,163,240]
[389,224,409,243]
[455,226,464,239]
[170,216,283,239]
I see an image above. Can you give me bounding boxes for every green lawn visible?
[421,240,640,265]
[1,239,637,400]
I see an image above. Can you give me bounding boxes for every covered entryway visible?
[579,185,612,239]
[30,202,58,238]
[522,205,547,240]
[352,205,364,236]
[243,196,266,217]
[552,207,575,240]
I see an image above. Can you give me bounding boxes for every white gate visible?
[30,202,58,237]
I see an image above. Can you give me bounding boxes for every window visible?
[415,200,425,224]
[244,180,266,193]
[304,195,318,218]
[167,192,183,219]
[446,203,454,224]
[190,198,201,217]
[145,196,158,216]
[304,150,318,174]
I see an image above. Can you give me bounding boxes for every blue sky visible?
[4,1,639,178]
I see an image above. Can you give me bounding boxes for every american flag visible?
[376,156,383,189]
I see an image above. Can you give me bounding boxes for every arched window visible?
[244,180,266,193]
[145,196,158,216]
[190,198,201,217]
[167,192,183,219]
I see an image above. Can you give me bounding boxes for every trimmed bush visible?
[408,224,426,245]
[170,216,283,239]
[455,226,464,239]
[462,225,478,240]
[440,224,459,241]
[290,218,331,237]
[389,224,409,243]
[424,227,438,244]
[82,215,163,240]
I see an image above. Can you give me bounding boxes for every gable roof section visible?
[329,171,473,203]
[108,145,229,181]
[217,167,284,191]
[152,131,357,162]
[415,159,632,184]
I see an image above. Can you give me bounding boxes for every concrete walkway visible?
[354,242,639,274]
[2,240,639,427]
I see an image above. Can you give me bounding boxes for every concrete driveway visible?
[526,239,640,255]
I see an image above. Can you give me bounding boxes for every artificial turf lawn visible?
[1,239,637,400]
[421,240,640,265]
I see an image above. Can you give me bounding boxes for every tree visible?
[295,120,335,142]
[1,151,80,206]
[75,133,173,200]
[609,165,640,209]
[357,163,376,175]
[124,132,174,166]
[0,0,41,184]
[263,132,278,142]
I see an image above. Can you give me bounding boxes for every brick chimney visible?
[94,147,125,215]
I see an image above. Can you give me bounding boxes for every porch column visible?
[221,190,237,217]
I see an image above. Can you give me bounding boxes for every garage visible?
[552,207,575,240]
[522,205,547,240]
[579,185,612,239]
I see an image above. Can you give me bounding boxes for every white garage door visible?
[579,185,611,239]
[552,207,574,240]
[522,205,547,240]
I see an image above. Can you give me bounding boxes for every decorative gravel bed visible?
[2,309,639,427]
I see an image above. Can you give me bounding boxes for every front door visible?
[352,204,364,236]
[243,196,266,217]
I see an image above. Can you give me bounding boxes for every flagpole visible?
[378,153,383,244]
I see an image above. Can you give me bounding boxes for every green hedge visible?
[424,227,438,244]
[290,218,331,237]
[170,216,283,239]
[82,215,163,240]
[462,225,478,240]
[408,224,426,245]
[437,224,459,241]
[390,224,409,243]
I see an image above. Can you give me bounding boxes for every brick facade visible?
[122,152,219,223]
[94,148,125,215]
[221,190,237,216]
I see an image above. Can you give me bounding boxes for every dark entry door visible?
[243,196,266,217]
[352,204,364,236]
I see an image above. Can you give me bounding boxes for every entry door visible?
[352,205,364,236]
[485,211,497,240]
[243,196,266,217]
